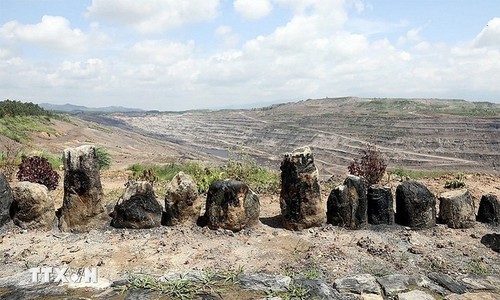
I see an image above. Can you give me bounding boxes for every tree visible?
[348,144,387,185]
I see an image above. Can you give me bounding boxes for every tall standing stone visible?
[164,172,200,226]
[280,146,325,230]
[57,145,105,232]
[0,173,13,227]
[476,194,499,225]
[395,181,436,229]
[204,180,260,232]
[327,175,368,229]
[11,182,55,230]
[438,189,475,228]
[367,185,394,225]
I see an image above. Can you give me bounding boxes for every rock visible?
[204,180,260,232]
[294,278,344,299]
[480,233,499,252]
[367,185,394,225]
[376,274,426,296]
[395,181,436,229]
[327,175,368,229]
[164,172,200,226]
[111,181,162,229]
[460,275,500,291]
[428,272,468,294]
[445,292,500,300]
[238,273,291,292]
[57,145,106,232]
[0,172,13,227]
[476,194,499,225]
[11,182,55,230]
[334,274,381,295]
[398,290,435,300]
[280,146,325,230]
[438,189,475,228]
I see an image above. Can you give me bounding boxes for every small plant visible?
[466,258,490,275]
[0,140,22,180]
[348,144,387,185]
[96,146,111,170]
[17,156,60,190]
[444,173,466,189]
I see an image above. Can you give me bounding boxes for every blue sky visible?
[1,0,499,110]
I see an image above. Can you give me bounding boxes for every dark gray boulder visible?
[0,172,13,227]
[367,185,394,225]
[280,146,325,230]
[111,181,162,229]
[164,172,200,226]
[395,181,436,229]
[204,179,260,232]
[438,189,475,228]
[57,145,106,232]
[327,175,367,229]
[481,233,499,252]
[476,194,499,225]
[11,182,55,230]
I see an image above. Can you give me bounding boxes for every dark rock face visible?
[111,181,162,229]
[11,182,55,230]
[367,185,394,225]
[428,272,469,294]
[280,146,325,230]
[395,181,436,229]
[327,175,367,229]
[164,172,200,226]
[481,233,499,253]
[476,194,499,225]
[0,172,13,227]
[57,145,105,232]
[204,180,259,232]
[438,189,475,228]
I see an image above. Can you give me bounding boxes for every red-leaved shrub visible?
[17,156,60,190]
[348,145,387,185]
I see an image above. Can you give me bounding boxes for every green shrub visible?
[444,173,466,189]
[95,146,111,170]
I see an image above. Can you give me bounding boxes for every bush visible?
[96,146,111,170]
[17,156,60,190]
[444,173,466,189]
[348,144,387,185]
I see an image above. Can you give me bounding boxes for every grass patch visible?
[390,167,449,180]
[0,115,55,143]
[466,258,491,275]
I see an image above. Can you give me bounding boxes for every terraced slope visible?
[101,97,499,176]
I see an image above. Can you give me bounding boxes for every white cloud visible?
[473,17,500,48]
[215,26,240,48]
[234,0,272,20]
[0,16,89,53]
[86,0,220,34]
[128,40,195,65]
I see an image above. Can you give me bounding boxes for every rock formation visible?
[11,182,55,230]
[204,179,259,232]
[57,145,105,232]
[280,146,325,230]
[438,189,475,228]
[367,185,394,225]
[327,175,368,229]
[111,181,162,229]
[476,194,499,225]
[0,172,13,227]
[395,181,436,229]
[164,172,200,226]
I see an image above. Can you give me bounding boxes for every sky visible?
[0,0,499,111]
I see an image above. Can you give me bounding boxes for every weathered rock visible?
[164,172,200,226]
[204,180,260,232]
[476,194,499,225]
[438,189,475,229]
[57,145,105,232]
[111,181,162,229]
[327,175,368,229]
[460,275,500,291]
[395,181,436,229]
[445,292,500,300]
[280,146,325,230]
[0,172,13,227]
[334,274,381,295]
[428,272,469,294]
[294,279,344,299]
[238,273,291,292]
[11,182,55,230]
[398,290,435,300]
[376,274,426,296]
[367,185,394,225]
[480,233,499,252]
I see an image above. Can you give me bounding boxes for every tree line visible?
[0,99,54,118]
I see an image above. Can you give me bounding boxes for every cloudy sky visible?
[1,0,499,110]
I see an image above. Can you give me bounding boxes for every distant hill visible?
[39,103,144,113]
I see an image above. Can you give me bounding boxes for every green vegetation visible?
[444,173,466,189]
[466,258,491,275]
[390,167,449,180]
[0,99,55,118]
[96,146,112,170]
[128,158,279,194]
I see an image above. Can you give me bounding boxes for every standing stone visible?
[327,175,368,229]
[367,185,394,225]
[395,181,436,229]
[164,172,200,226]
[57,145,105,232]
[476,194,499,225]
[11,182,55,230]
[438,189,475,228]
[204,180,259,232]
[111,181,162,229]
[280,146,325,230]
[0,172,13,227]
